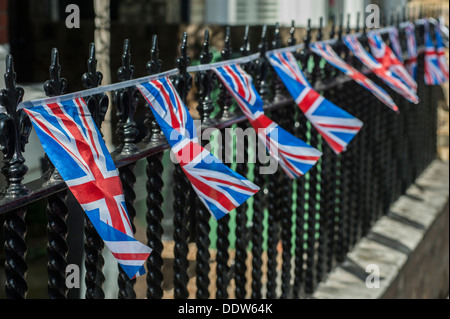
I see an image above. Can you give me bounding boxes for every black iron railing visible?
[0,12,441,299]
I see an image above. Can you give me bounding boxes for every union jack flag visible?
[24,98,152,280]
[389,28,404,63]
[367,32,419,96]
[404,22,418,80]
[137,77,259,220]
[435,22,449,81]
[309,42,399,112]
[213,64,322,179]
[424,20,448,85]
[346,35,419,104]
[268,51,363,154]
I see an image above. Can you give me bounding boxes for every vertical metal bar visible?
[145,35,165,300]
[250,26,270,300]
[194,30,214,299]
[218,26,235,122]
[292,22,312,298]
[195,29,216,128]
[215,27,233,299]
[0,55,31,299]
[43,48,69,299]
[115,39,139,300]
[266,23,282,300]
[171,32,192,299]
[279,107,294,300]
[233,29,253,299]
[215,127,231,299]
[81,43,107,299]
[234,122,250,299]
[312,18,327,287]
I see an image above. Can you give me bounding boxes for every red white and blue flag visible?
[213,64,322,179]
[138,77,259,220]
[309,42,399,112]
[404,22,418,80]
[389,28,404,63]
[268,51,363,154]
[346,35,419,104]
[367,32,419,96]
[24,98,152,280]
[424,20,448,85]
[435,22,449,81]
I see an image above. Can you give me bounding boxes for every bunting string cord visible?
[14,20,426,110]
[18,68,180,109]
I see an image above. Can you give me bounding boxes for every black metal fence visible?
[0,13,441,299]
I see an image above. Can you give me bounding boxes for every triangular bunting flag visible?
[268,51,363,154]
[137,77,259,220]
[345,35,419,104]
[213,64,322,179]
[404,22,418,80]
[367,31,419,96]
[434,20,449,81]
[389,27,404,63]
[424,19,448,85]
[24,98,152,280]
[309,42,399,112]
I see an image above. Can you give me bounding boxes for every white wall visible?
[205,0,328,27]
[343,0,366,28]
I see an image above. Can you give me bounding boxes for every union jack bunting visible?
[424,20,448,85]
[435,22,449,81]
[389,28,403,63]
[24,98,152,280]
[404,22,418,80]
[213,64,322,179]
[367,31,419,97]
[137,77,259,220]
[268,51,363,154]
[309,42,399,112]
[346,35,419,104]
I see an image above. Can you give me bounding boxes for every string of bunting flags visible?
[18,17,449,280]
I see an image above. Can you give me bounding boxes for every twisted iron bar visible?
[193,29,214,300]
[0,56,31,299]
[234,121,250,299]
[81,43,107,299]
[115,39,139,300]
[279,105,294,299]
[145,35,165,300]
[44,48,69,299]
[171,32,192,299]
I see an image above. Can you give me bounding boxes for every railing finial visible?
[288,20,297,47]
[330,14,336,39]
[304,19,312,45]
[219,26,234,121]
[0,54,31,198]
[338,13,344,40]
[356,12,361,33]
[346,13,351,34]
[82,43,103,89]
[147,35,162,75]
[273,22,281,49]
[259,24,268,56]
[115,39,139,155]
[240,25,251,57]
[222,26,232,60]
[200,29,213,64]
[195,29,215,126]
[317,16,324,41]
[145,35,164,144]
[44,48,68,98]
